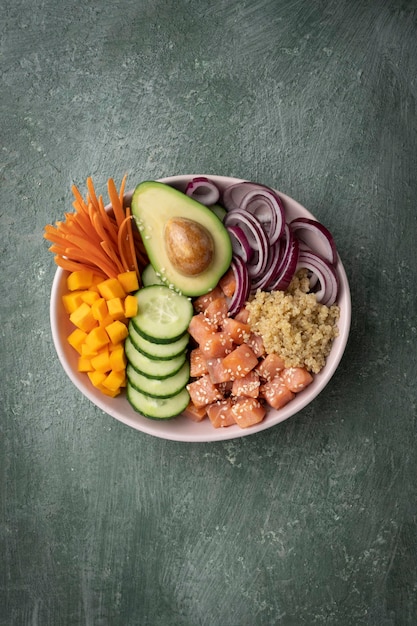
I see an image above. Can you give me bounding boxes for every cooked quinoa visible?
[245,270,340,374]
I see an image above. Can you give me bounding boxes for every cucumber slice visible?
[127,361,190,398]
[125,337,186,379]
[129,321,189,361]
[127,384,190,420]
[142,263,164,287]
[132,285,193,344]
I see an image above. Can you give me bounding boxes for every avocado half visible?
[131,181,232,297]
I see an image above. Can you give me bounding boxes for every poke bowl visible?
[49,174,351,442]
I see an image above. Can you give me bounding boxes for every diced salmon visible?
[221,317,251,345]
[260,377,295,410]
[218,268,236,298]
[207,398,236,428]
[281,367,313,393]
[234,307,250,323]
[186,374,223,408]
[183,402,207,422]
[204,297,229,328]
[246,332,265,357]
[193,286,224,313]
[206,357,233,384]
[189,348,208,377]
[257,353,286,381]
[199,331,234,359]
[231,397,266,429]
[231,370,260,398]
[221,344,259,379]
[188,313,216,344]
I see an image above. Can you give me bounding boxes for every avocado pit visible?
[164,217,214,276]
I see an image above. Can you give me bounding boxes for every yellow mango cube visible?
[107,297,125,320]
[69,302,97,332]
[117,271,139,293]
[85,326,110,352]
[80,290,100,305]
[77,356,93,372]
[67,328,88,354]
[97,278,126,301]
[97,384,121,397]
[102,369,126,393]
[91,298,108,322]
[91,349,112,373]
[62,291,84,314]
[67,270,94,291]
[105,320,129,344]
[87,370,107,388]
[109,346,127,372]
[124,294,138,318]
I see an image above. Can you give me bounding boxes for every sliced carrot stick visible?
[107,178,125,229]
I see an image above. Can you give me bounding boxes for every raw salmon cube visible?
[186,374,223,408]
[257,353,286,381]
[221,344,259,379]
[281,367,313,392]
[231,397,266,428]
[207,398,236,428]
[231,370,260,398]
[260,377,295,410]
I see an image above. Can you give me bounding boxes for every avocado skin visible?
[131,181,232,297]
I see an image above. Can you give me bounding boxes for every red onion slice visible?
[226,225,253,263]
[296,250,339,306]
[185,177,220,206]
[250,239,282,291]
[267,234,299,292]
[224,209,269,275]
[223,182,285,245]
[290,217,337,265]
[228,256,251,317]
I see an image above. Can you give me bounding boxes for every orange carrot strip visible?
[117,216,133,272]
[60,247,117,277]
[119,173,127,208]
[86,177,100,211]
[100,241,125,274]
[107,178,125,229]
[54,256,99,274]
[98,195,119,246]
[71,184,89,213]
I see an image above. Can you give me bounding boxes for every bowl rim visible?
[50,174,352,442]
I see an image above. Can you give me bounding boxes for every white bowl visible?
[50,174,351,442]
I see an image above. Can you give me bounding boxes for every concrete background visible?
[1,1,417,624]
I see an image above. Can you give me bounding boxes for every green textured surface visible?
[1,1,416,624]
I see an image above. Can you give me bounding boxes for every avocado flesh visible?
[131,181,232,297]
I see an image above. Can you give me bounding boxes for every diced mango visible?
[107,297,125,320]
[67,270,94,291]
[102,369,126,392]
[109,345,127,372]
[77,356,93,372]
[67,328,88,354]
[97,278,126,300]
[81,342,98,358]
[91,349,112,373]
[80,290,100,305]
[117,270,139,293]
[62,291,84,314]
[85,326,110,352]
[105,320,129,344]
[96,384,121,397]
[124,294,138,318]
[69,302,97,332]
[91,298,108,322]
[87,370,107,388]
